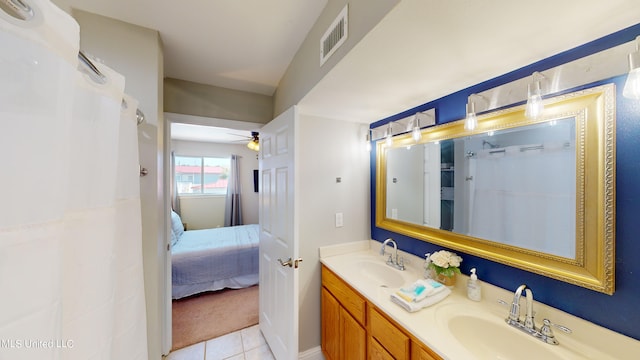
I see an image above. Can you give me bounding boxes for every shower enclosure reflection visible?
[386,119,576,259]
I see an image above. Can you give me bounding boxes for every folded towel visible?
[395,279,446,303]
[390,285,451,312]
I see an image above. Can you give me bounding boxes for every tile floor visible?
[166,325,274,360]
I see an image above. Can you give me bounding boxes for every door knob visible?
[278,257,303,268]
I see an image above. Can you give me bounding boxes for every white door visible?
[259,106,299,360]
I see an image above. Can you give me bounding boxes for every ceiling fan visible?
[228,131,260,151]
[247,131,259,151]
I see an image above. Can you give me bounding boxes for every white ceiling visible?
[165,112,264,144]
[299,0,640,124]
[58,0,640,133]
[61,0,327,96]
[170,123,250,144]
[59,0,327,142]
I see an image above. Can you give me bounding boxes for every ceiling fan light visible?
[247,131,260,151]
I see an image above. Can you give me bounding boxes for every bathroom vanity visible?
[320,241,640,360]
[322,265,441,360]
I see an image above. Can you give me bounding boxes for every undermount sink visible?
[435,303,593,360]
[355,259,406,288]
[447,314,567,360]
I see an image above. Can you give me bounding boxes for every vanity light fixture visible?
[385,122,394,147]
[465,95,479,131]
[623,36,640,99]
[365,129,372,152]
[525,72,545,119]
[411,113,422,142]
[465,94,488,131]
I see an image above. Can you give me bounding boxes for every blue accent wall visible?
[370,23,640,341]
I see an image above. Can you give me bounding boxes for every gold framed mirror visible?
[376,84,615,294]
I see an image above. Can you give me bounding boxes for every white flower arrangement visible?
[428,250,463,278]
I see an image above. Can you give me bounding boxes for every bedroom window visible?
[175,156,230,195]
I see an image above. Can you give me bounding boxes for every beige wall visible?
[67,9,167,359]
[164,78,274,124]
[297,114,371,352]
[51,0,393,357]
[274,0,399,117]
[177,196,226,230]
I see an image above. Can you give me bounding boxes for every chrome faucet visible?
[508,284,534,329]
[504,284,571,345]
[380,238,405,271]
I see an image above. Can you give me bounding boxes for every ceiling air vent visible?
[320,5,348,66]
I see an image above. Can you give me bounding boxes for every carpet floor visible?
[171,285,259,351]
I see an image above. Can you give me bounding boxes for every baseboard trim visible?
[298,346,325,360]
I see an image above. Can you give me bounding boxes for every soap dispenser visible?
[467,268,482,301]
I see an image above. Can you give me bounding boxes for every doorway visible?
[164,113,263,352]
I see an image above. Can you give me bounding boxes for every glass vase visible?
[436,272,457,288]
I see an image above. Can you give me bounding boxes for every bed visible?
[170,210,259,299]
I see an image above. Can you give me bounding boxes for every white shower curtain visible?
[467,143,576,259]
[0,1,148,359]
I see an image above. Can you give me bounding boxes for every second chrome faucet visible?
[380,238,405,271]
[505,284,572,345]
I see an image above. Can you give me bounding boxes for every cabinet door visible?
[368,337,394,360]
[342,307,366,360]
[321,288,340,360]
[322,266,366,325]
[411,341,443,360]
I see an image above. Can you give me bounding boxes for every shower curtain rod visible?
[3,0,34,20]
[78,51,146,125]
[78,51,107,84]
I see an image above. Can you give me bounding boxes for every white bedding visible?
[171,224,259,299]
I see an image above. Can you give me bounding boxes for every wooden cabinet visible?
[368,337,394,360]
[369,307,410,360]
[321,265,443,360]
[321,287,341,360]
[342,306,366,359]
[411,341,441,360]
[321,267,366,360]
[322,265,366,324]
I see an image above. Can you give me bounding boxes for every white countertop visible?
[319,240,640,360]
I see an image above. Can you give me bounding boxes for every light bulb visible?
[385,133,393,147]
[623,40,640,99]
[525,81,544,119]
[385,122,393,147]
[465,101,477,131]
[623,67,640,99]
[525,93,543,119]
[465,113,477,131]
[412,125,422,142]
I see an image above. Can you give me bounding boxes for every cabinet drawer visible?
[322,266,366,325]
[369,307,410,360]
[368,336,394,360]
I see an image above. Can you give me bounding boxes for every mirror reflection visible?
[385,119,576,259]
[376,84,615,294]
